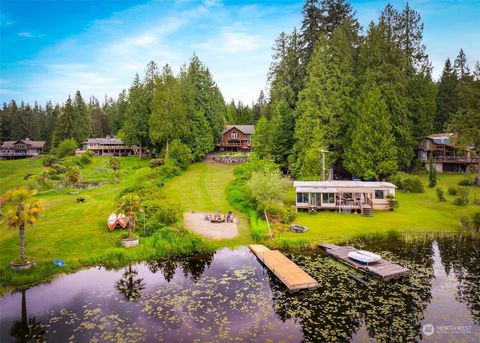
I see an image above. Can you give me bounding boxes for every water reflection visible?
[146,251,215,283]
[268,239,435,342]
[115,265,146,301]
[9,289,46,343]
[0,240,479,342]
[437,237,480,325]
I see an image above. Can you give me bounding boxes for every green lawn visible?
[278,173,480,243]
[161,161,251,247]
[0,156,478,292]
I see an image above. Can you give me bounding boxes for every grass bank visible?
[0,157,210,294]
[277,173,480,244]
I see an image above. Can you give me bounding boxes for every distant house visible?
[77,137,136,157]
[0,138,46,159]
[417,133,477,172]
[217,125,255,151]
[293,181,397,214]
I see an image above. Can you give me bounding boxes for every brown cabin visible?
[0,138,46,159]
[217,125,255,151]
[417,133,478,172]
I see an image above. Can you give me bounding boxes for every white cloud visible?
[194,30,259,54]
[18,31,34,38]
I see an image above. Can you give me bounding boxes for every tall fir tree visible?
[53,96,76,145]
[149,65,187,159]
[72,90,91,143]
[454,49,470,79]
[344,84,397,180]
[435,58,458,131]
[123,74,151,157]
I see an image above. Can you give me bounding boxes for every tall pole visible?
[322,151,325,181]
[320,149,330,181]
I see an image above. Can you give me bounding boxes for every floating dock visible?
[319,243,409,281]
[249,244,319,291]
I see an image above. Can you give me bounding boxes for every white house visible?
[293,181,397,214]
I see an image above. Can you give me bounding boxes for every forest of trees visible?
[254,0,480,179]
[0,56,230,161]
[1,0,479,179]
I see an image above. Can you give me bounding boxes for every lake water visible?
[1,238,479,342]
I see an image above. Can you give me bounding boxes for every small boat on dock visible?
[319,243,409,282]
[348,250,382,265]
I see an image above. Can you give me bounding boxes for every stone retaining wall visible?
[213,156,249,164]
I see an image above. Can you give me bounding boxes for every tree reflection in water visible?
[437,236,480,324]
[147,251,215,283]
[115,265,146,301]
[9,289,46,343]
[268,239,434,342]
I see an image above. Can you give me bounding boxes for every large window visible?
[374,190,385,199]
[230,131,239,139]
[322,193,335,204]
[297,193,309,203]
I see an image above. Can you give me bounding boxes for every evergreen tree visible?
[0,100,15,141]
[454,49,470,79]
[435,58,458,131]
[149,65,187,159]
[123,74,151,157]
[344,84,397,180]
[294,22,358,176]
[72,90,91,143]
[268,99,294,170]
[53,96,76,145]
[252,116,270,158]
[358,21,414,170]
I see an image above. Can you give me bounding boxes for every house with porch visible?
[217,125,254,151]
[76,137,137,156]
[0,138,46,159]
[293,181,397,216]
[417,133,478,172]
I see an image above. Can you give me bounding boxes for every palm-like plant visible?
[115,265,145,301]
[116,194,141,240]
[1,188,43,262]
[9,289,46,342]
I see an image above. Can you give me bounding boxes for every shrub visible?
[386,194,399,210]
[56,138,77,158]
[149,158,165,168]
[448,187,458,196]
[460,212,480,233]
[84,149,95,157]
[458,177,476,186]
[42,155,59,167]
[436,187,447,202]
[79,154,92,165]
[65,167,81,188]
[169,139,192,170]
[428,156,437,188]
[50,163,67,174]
[245,170,290,208]
[389,173,424,193]
[453,188,469,206]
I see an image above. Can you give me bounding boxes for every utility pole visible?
[319,149,330,181]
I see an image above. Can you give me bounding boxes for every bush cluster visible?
[56,138,77,158]
[435,187,447,202]
[460,212,480,233]
[447,187,458,196]
[149,158,165,168]
[458,177,476,186]
[453,188,469,206]
[389,172,424,193]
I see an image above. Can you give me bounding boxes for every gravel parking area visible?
[183,212,239,239]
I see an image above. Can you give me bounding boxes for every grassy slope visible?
[278,173,480,243]
[0,157,151,268]
[161,161,251,247]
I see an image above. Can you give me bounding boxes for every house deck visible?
[249,244,319,291]
[319,243,409,281]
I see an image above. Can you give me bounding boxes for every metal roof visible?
[293,181,397,192]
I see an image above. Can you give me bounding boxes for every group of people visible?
[204,211,235,223]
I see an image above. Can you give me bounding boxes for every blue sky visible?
[0,0,479,105]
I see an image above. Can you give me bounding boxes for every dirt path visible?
[184,213,238,239]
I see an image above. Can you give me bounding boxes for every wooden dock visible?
[249,245,319,291]
[319,243,409,281]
